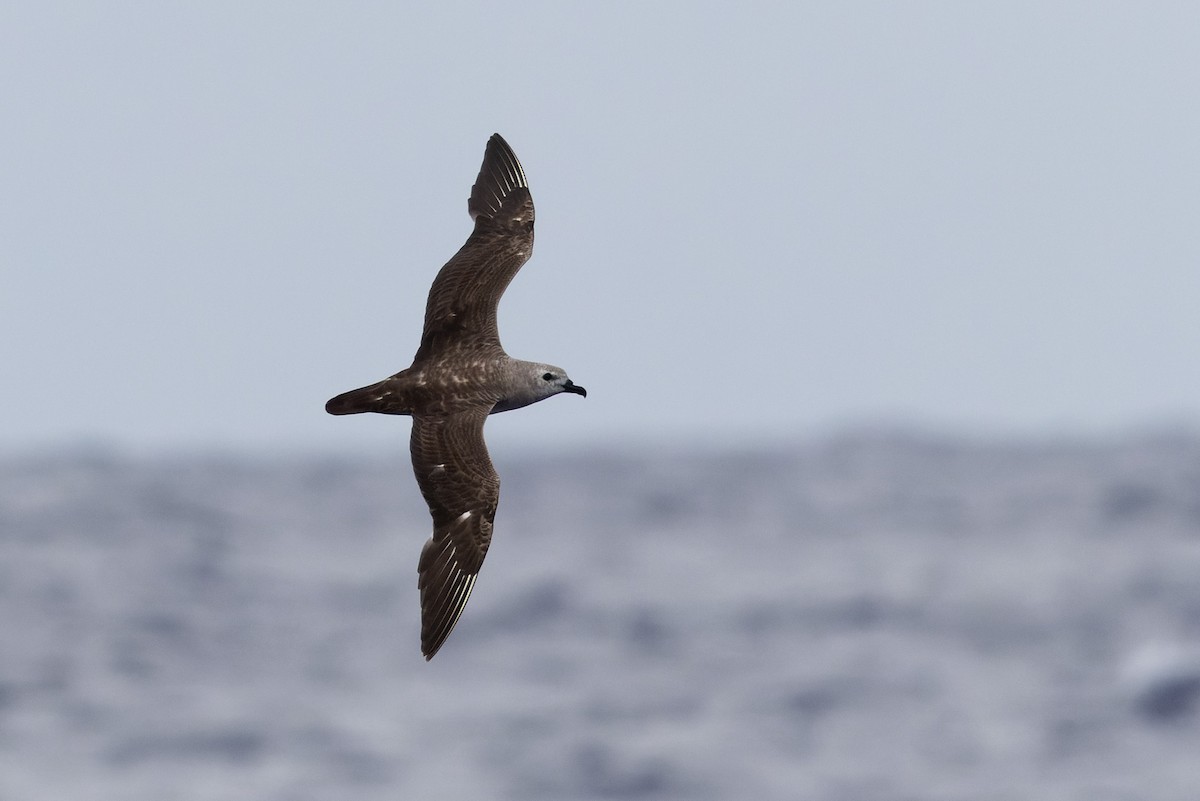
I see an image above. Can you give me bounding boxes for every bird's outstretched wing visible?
[415,134,535,361]
[410,404,499,659]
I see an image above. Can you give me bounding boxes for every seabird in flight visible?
[326,134,586,659]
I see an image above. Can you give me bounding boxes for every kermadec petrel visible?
[326,134,586,660]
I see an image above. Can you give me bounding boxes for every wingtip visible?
[468,133,531,223]
[421,631,450,661]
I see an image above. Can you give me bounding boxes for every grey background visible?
[4,2,1198,453]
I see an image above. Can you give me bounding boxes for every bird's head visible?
[532,363,587,400]
[492,361,586,414]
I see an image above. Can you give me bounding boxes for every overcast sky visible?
[3,2,1198,454]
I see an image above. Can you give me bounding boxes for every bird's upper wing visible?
[410,404,499,659]
[415,134,535,362]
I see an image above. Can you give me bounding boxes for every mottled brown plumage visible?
[325,134,586,659]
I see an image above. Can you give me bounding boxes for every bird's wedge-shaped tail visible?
[325,378,414,416]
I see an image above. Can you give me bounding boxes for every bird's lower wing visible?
[410,405,499,659]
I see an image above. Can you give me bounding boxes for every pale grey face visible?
[490,362,586,415]
[535,364,587,399]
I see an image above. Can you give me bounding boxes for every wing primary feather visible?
[423,574,477,660]
[468,134,531,222]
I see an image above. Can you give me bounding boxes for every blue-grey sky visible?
[3,2,1198,453]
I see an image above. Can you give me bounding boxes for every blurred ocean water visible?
[3,430,1200,800]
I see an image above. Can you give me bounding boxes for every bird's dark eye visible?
[542,372,554,381]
